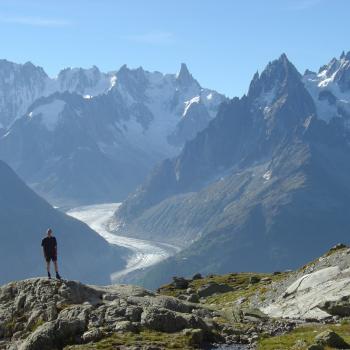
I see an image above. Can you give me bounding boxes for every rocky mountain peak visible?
[176,63,199,88]
[116,64,148,91]
[57,65,105,89]
[248,53,302,103]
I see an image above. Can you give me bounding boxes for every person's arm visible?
[54,237,58,257]
[41,240,47,259]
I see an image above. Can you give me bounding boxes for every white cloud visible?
[0,15,71,27]
[122,31,174,45]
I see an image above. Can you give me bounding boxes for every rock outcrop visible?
[0,278,222,350]
[261,245,350,320]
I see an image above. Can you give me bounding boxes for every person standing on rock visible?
[41,228,62,280]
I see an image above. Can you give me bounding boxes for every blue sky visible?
[0,0,349,97]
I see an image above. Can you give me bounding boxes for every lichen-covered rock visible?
[81,328,103,343]
[318,296,350,317]
[186,293,200,303]
[114,320,139,332]
[307,344,324,350]
[197,282,233,298]
[315,330,350,348]
[183,328,204,346]
[19,318,86,350]
[262,263,350,320]
[141,307,189,332]
[0,278,214,349]
[249,276,261,284]
[125,305,143,322]
[171,277,189,289]
[192,273,202,280]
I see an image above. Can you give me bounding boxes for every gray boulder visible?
[187,294,200,303]
[192,273,202,280]
[115,320,139,332]
[172,277,189,289]
[82,328,103,343]
[318,296,350,317]
[315,330,350,348]
[249,276,261,284]
[197,282,233,298]
[141,307,189,332]
[19,318,86,350]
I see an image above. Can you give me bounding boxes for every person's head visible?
[47,228,53,237]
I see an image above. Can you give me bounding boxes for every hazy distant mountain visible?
[115,53,350,289]
[0,61,225,205]
[0,60,115,129]
[0,160,126,285]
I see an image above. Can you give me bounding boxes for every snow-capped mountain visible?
[0,60,48,128]
[303,51,350,126]
[0,61,225,205]
[0,60,116,129]
[55,66,115,97]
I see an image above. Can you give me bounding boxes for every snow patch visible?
[183,96,201,117]
[262,170,272,181]
[29,99,66,131]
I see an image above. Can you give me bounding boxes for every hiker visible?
[41,228,62,280]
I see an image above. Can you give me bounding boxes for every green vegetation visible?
[3,319,16,337]
[257,324,350,350]
[4,314,28,337]
[159,271,288,309]
[64,329,195,350]
[28,318,45,332]
[56,303,74,312]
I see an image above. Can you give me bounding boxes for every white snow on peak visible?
[53,67,116,97]
[28,99,66,131]
[263,170,272,181]
[256,87,277,117]
[110,76,117,88]
[0,61,225,160]
[303,54,350,124]
[316,55,349,88]
[183,96,201,117]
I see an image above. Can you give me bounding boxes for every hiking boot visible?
[56,272,62,280]
[47,272,51,279]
